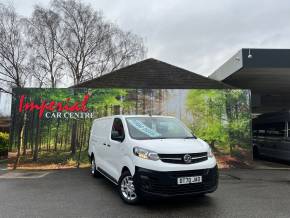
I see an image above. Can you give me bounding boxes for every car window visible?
[111,118,125,141]
[253,122,286,137]
[126,117,194,140]
[265,122,285,137]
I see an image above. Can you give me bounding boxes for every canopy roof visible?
[210,48,290,113]
[210,48,290,94]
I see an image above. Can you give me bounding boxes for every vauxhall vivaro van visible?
[88,115,218,204]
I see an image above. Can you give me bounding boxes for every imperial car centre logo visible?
[18,94,94,119]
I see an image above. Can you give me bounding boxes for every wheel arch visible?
[118,157,135,181]
[121,166,130,174]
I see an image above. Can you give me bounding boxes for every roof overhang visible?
[210,48,290,94]
[209,49,290,113]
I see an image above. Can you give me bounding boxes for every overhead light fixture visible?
[248,49,253,59]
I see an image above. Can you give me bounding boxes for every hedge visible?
[0,132,9,154]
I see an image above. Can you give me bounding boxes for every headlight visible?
[133,147,159,161]
[207,147,214,158]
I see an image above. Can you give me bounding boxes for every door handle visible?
[103,143,110,147]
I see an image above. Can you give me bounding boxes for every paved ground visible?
[254,158,290,169]
[1,168,290,218]
[0,160,7,176]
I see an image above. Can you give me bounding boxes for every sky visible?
[3,0,290,75]
[1,0,290,115]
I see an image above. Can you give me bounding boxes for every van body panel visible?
[254,137,290,161]
[127,138,207,154]
[106,137,130,180]
[89,117,113,171]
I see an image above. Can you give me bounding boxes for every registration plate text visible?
[177,176,202,185]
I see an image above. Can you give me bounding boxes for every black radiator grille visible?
[158,152,208,164]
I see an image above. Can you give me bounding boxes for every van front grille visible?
[158,152,208,164]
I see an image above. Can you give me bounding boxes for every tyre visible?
[253,146,259,159]
[118,171,140,204]
[90,155,101,178]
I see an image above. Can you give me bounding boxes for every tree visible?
[224,90,251,154]
[0,4,28,92]
[52,0,145,85]
[0,4,29,169]
[186,90,227,149]
[101,27,146,76]
[186,89,251,156]
[25,6,64,88]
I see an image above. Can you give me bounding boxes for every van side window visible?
[253,124,266,137]
[111,118,125,141]
[265,122,285,137]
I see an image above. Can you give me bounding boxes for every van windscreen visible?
[125,117,194,140]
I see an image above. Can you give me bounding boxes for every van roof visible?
[253,112,290,124]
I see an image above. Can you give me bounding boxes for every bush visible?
[0,132,9,154]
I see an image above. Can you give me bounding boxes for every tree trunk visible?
[210,140,216,151]
[33,116,40,161]
[22,113,28,156]
[77,122,85,168]
[60,134,63,151]
[54,118,60,151]
[29,110,35,153]
[13,113,24,170]
[46,121,50,151]
[225,92,234,156]
[65,120,70,151]
[71,120,77,155]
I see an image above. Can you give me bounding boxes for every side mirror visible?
[111,130,125,142]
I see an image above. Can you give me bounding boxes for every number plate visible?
[177,176,202,185]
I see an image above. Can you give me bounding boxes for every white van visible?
[88,115,218,204]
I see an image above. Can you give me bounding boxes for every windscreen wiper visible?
[183,136,197,139]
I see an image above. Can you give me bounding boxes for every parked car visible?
[253,112,290,161]
[88,115,218,204]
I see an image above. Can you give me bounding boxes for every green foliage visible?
[0,132,9,152]
[186,90,226,145]
[87,88,128,108]
[186,89,251,154]
[66,150,89,166]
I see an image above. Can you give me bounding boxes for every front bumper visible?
[133,165,218,198]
